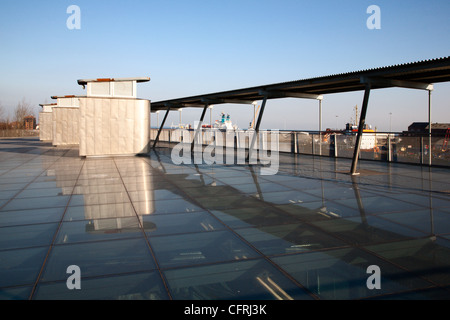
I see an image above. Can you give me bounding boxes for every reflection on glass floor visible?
[1,137,450,300]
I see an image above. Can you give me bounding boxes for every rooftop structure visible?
[39,103,57,141]
[50,95,81,147]
[76,77,151,157]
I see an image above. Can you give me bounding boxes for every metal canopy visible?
[151,56,450,174]
[151,57,450,111]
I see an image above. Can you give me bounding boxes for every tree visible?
[0,102,4,122]
[14,98,33,129]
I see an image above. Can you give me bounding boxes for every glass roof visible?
[1,137,450,300]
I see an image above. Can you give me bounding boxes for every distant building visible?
[24,115,36,130]
[405,122,450,136]
[407,122,428,133]
[10,121,21,129]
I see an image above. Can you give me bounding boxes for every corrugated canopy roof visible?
[151,56,450,111]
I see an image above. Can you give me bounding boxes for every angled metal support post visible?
[350,83,371,175]
[319,99,322,156]
[357,76,433,170]
[152,105,171,149]
[428,90,432,166]
[191,104,209,152]
[247,95,268,161]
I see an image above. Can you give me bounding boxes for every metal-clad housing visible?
[78,97,150,157]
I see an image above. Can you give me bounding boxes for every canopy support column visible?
[351,84,371,175]
[152,105,171,149]
[191,104,209,152]
[351,77,434,174]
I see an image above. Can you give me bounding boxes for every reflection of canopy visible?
[150,149,450,298]
[152,150,439,245]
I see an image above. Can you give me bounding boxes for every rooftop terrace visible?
[1,137,450,300]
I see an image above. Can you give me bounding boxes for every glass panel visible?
[143,211,225,237]
[273,247,432,299]
[1,195,70,211]
[0,207,65,227]
[55,217,142,244]
[334,195,426,214]
[0,247,48,287]
[64,202,136,221]
[310,215,425,246]
[236,223,348,256]
[364,238,450,286]
[34,271,169,300]
[134,198,204,215]
[41,238,156,282]
[378,209,450,235]
[210,206,299,229]
[149,230,260,269]
[0,286,32,300]
[0,223,58,250]
[164,259,314,300]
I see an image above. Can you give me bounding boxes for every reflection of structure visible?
[48,157,155,234]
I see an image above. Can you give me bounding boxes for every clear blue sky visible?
[0,0,449,131]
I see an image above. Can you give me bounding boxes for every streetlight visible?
[178,108,182,128]
[389,112,392,133]
[335,115,339,130]
[208,105,214,130]
[252,101,258,129]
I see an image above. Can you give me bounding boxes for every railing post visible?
[428,90,432,166]
[388,134,392,162]
[334,133,338,158]
[420,136,424,165]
